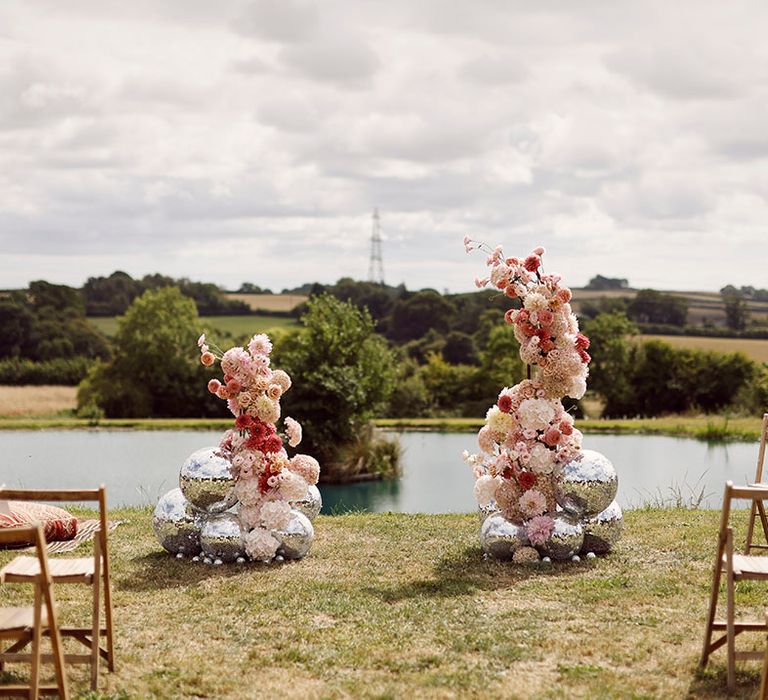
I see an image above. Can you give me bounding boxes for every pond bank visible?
[0,414,762,440]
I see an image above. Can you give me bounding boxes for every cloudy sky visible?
[1,1,766,293]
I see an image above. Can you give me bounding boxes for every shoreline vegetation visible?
[0,414,762,441]
[0,508,762,698]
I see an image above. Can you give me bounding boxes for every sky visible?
[1,0,766,294]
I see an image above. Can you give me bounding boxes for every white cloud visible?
[0,0,766,293]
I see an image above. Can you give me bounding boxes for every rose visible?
[200,351,215,367]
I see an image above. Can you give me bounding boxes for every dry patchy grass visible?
[0,509,765,698]
[0,385,77,417]
[224,293,307,313]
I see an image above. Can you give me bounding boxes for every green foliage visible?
[584,312,760,417]
[335,425,402,481]
[386,358,432,418]
[442,331,478,365]
[581,312,638,416]
[276,294,397,464]
[0,288,108,362]
[0,357,92,385]
[627,289,688,326]
[78,288,225,418]
[387,290,456,341]
[722,290,748,331]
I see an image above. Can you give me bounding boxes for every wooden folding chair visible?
[745,413,768,553]
[701,481,768,691]
[760,612,768,700]
[0,523,68,699]
[0,487,114,691]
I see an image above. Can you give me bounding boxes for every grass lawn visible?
[88,315,299,338]
[0,508,763,698]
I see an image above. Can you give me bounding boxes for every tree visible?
[627,289,688,326]
[0,299,34,358]
[78,287,223,417]
[581,312,638,417]
[585,275,629,290]
[276,294,397,464]
[722,290,748,331]
[387,290,456,341]
[442,331,479,365]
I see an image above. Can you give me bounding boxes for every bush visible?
[276,294,398,467]
[0,357,93,385]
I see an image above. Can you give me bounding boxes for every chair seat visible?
[1,556,95,583]
[0,606,46,632]
[725,553,768,578]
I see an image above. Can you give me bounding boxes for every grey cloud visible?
[235,0,319,43]
[279,35,380,88]
[457,55,528,85]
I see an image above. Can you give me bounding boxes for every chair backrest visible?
[756,413,768,484]
[0,486,110,568]
[719,481,768,540]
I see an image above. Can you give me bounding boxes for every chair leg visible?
[104,576,115,672]
[91,543,102,689]
[760,612,768,700]
[727,571,736,691]
[701,561,723,666]
[30,585,42,700]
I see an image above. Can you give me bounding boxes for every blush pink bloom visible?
[284,417,302,447]
[542,427,562,447]
[504,309,516,324]
[519,489,547,518]
[207,379,221,394]
[538,309,554,326]
[575,333,590,351]
[463,235,474,253]
[526,515,555,546]
[557,287,572,303]
[226,379,241,394]
[216,385,229,400]
[267,384,283,400]
[200,351,215,367]
[197,333,206,348]
[532,246,545,256]
[474,277,489,288]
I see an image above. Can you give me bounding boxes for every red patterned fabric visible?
[0,502,78,545]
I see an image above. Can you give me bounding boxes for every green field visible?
[88,315,300,338]
[640,334,768,365]
[0,508,762,698]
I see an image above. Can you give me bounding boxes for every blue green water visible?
[0,430,757,511]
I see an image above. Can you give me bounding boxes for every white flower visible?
[523,292,548,312]
[254,395,280,423]
[271,369,292,393]
[519,489,547,518]
[248,333,273,357]
[234,477,262,506]
[528,443,554,474]
[258,500,292,530]
[278,470,309,501]
[474,474,500,506]
[517,398,558,432]
[244,527,280,562]
[486,405,514,437]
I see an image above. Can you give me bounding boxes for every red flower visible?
[235,413,253,431]
[504,285,517,298]
[523,255,540,272]
[264,434,283,454]
[226,379,241,394]
[518,471,537,490]
[579,350,591,364]
[246,435,265,451]
[575,333,590,351]
[560,421,573,436]
[497,395,513,413]
[504,309,516,324]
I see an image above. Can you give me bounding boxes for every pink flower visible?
[200,351,215,367]
[504,285,518,298]
[542,426,562,447]
[523,255,540,272]
[538,309,554,326]
[504,309,516,324]
[557,287,572,303]
[248,334,273,357]
[207,379,221,394]
[197,334,206,348]
[532,246,545,256]
[559,420,573,435]
[463,235,474,253]
[575,333,590,351]
[526,515,555,546]
[519,489,547,518]
[226,379,241,394]
[267,384,283,400]
[579,350,591,364]
[284,417,302,447]
[474,277,489,288]
[216,385,229,400]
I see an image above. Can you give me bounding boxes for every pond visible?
[0,430,759,512]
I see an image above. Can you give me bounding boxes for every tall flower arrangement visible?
[199,333,320,562]
[463,239,594,553]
